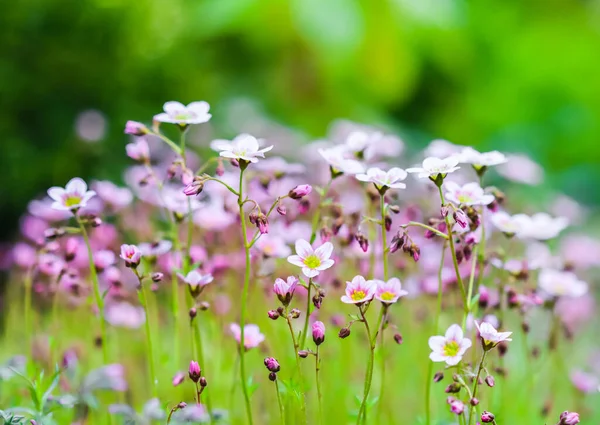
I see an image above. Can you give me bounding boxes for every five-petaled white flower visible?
[512,213,568,241]
[48,177,96,212]
[341,275,377,304]
[490,211,522,235]
[444,181,494,206]
[356,167,408,191]
[211,134,273,164]
[177,270,214,290]
[374,278,408,304]
[428,324,472,366]
[475,321,512,350]
[318,146,365,175]
[153,101,211,125]
[406,156,460,179]
[287,239,334,278]
[538,269,588,298]
[458,147,507,169]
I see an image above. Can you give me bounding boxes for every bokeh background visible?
[3,0,600,243]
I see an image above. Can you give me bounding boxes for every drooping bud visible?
[485,375,495,387]
[249,211,259,225]
[183,179,204,197]
[215,159,225,176]
[449,399,464,415]
[320,226,332,242]
[441,206,449,218]
[394,333,403,344]
[312,321,325,346]
[276,204,287,216]
[433,372,444,382]
[384,215,392,232]
[268,310,280,320]
[151,272,164,283]
[256,213,269,234]
[338,327,351,339]
[290,308,301,319]
[288,184,312,200]
[355,232,369,253]
[188,361,201,383]
[189,308,197,319]
[298,350,309,358]
[198,301,210,311]
[64,237,78,262]
[481,411,495,423]
[264,357,281,373]
[298,199,310,214]
[172,372,185,387]
[124,120,148,136]
[445,383,461,393]
[389,232,407,254]
[453,209,469,229]
[177,402,187,409]
[389,205,401,214]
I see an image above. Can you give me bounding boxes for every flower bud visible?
[249,211,259,225]
[320,226,332,242]
[264,357,281,373]
[312,321,325,346]
[151,272,164,283]
[268,310,280,320]
[183,180,204,197]
[290,308,301,319]
[433,372,444,383]
[188,361,201,383]
[445,383,461,393]
[385,215,392,232]
[389,232,407,254]
[215,159,225,176]
[394,333,403,344]
[453,209,469,228]
[481,411,495,423]
[276,204,287,216]
[312,294,322,309]
[269,372,277,382]
[177,402,187,409]
[441,206,449,218]
[64,237,78,262]
[298,350,309,358]
[356,232,369,253]
[485,375,495,387]
[470,398,479,406]
[256,213,269,234]
[559,411,580,425]
[338,327,351,339]
[389,205,401,214]
[198,376,207,387]
[289,184,312,200]
[172,372,185,387]
[124,120,148,136]
[189,308,197,319]
[298,199,310,214]
[449,399,464,415]
[198,301,210,311]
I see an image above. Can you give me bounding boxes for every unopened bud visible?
[151,272,164,283]
[298,350,309,358]
[198,301,210,311]
[453,209,469,229]
[256,213,269,234]
[188,361,201,383]
[445,383,461,393]
[177,401,187,409]
[199,376,207,387]
[268,310,280,320]
[189,308,197,319]
[269,372,277,382]
[481,411,495,423]
[470,398,479,406]
[288,184,312,200]
[389,205,401,214]
[290,308,301,319]
[338,327,351,339]
[394,333,403,344]
[559,411,580,425]
[385,215,392,232]
[276,204,287,216]
[433,372,444,382]
[298,199,310,214]
[485,375,495,387]
[264,357,281,373]
[215,159,225,176]
[355,232,369,252]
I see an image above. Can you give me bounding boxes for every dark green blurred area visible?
[2,0,600,241]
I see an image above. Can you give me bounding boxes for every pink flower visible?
[444,181,494,206]
[341,275,376,304]
[570,370,599,394]
[230,323,265,350]
[47,177,96,212]
[273,276,298,305]
[559,411,580,425]
[119,244,142,268]
[475,321,512,350]
[154,101,211,125]
[428,324,472,366]
[125,138,150,162]
[287,239,334,278]
[104,302,146,329]
[188,360,201,382]
[312,321,325,345]
[448,398,464,415]
[374,278,408,304]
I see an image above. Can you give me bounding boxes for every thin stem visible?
[402,221,449,240]
[275,379,285,424]
[462,246,479,329]
[237,166,254,425]
[193,318,213,423]
[356,305,384,424]
[316,345,323,424]
[468,350,488,425]
[77,216,109,364]
[425,242,447,425]
[150,131,182,155]
[475,173,486,289]
[437,186,469,321]
[380,194,389,280]
[285,313,307,419]
[23,266,34,358]
[299,279,312,349]
[135,271,158,398]
[377,193,388,422]
[309,179,333,244]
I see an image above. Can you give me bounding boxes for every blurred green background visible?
[2,0,600,241]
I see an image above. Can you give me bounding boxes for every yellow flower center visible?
[379,291,395,301]
[443,341,460,357]
[303,254,321,269]
[351,290,366,301]
[457,194,473,204]
[64,196,82,207]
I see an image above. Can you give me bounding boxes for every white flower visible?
[287,239,335,278]
[47,177,96,212]
[538,269,588,298]
[424,139,461,158]
[210,134,273,163]
[406,156,460,179]
[355,167,408,190]
[458,147,507,168]
[153,101,211,125]
[428,324,472,366]
[490,211,522,235]
[343,130,403,160]
[318,146,365,175]
[177,270,214,289]
[138,240,173,257]
[444,181,494,206]
[496,154,543,185]
[475,321,512,349]
[513,213,568,240]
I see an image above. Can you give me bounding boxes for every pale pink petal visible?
[295,239,313,258]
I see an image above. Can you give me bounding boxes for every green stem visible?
[77,216,109,364]
[377,193,389,422]
[425,242,447,425]
[275,379,285,424]
[136,271,157,398]
[316,345,323,424]
[437,186,469,322]
[356,305,384,424]
[193,319,213,423]
[237,166,254,425]
[285,314,307,420]
[475,174,486,289]
[309,179,333,244]
[402,221,449,240]
[462,246,479,329]
[23,267,33,358]
[468,350,488,425]
[299,279,312,349]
